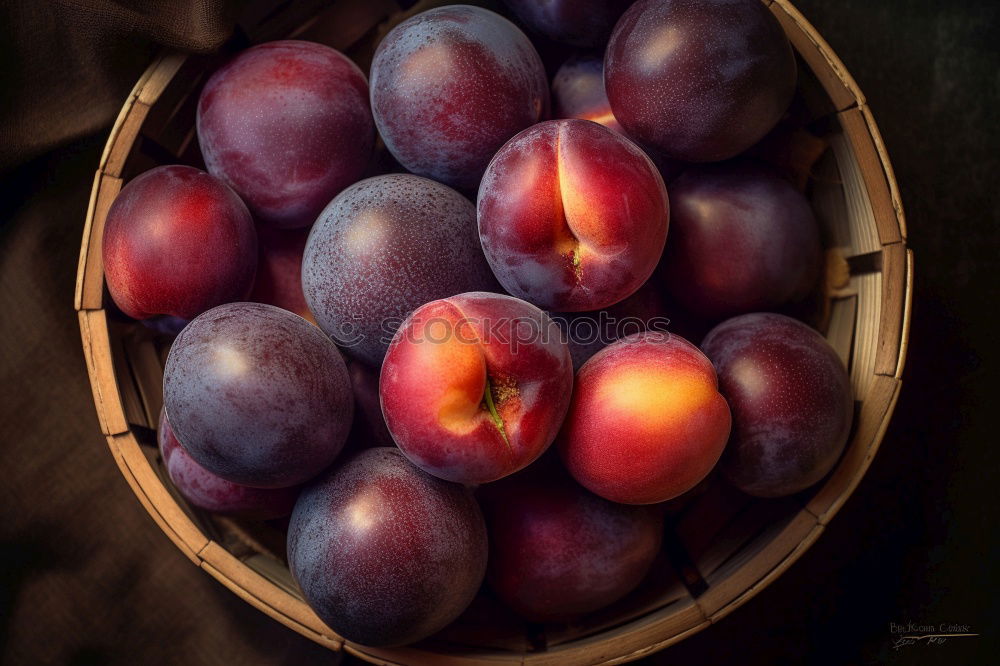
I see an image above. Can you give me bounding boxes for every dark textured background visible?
[1,1,997,664]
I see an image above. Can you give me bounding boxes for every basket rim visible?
[75,0,913,663]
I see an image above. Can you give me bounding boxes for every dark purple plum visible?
[502,0,635,47]
[287,447,487,646]
[479,463,663,622]
[551,54,623,134]
[701,313,853,497]
[197,40,374,228]
[162,302,353,488]
[605,0,796,162]
[302,174,499,366]
[158,408,299,519]
[103,165,257,320]
[660,160,822,320]
[369,6,548,190]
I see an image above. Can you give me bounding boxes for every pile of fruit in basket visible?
[102,0,852,648]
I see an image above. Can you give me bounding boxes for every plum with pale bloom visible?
[162,302,353,488]
[478,119,669,312]
[558,330,731,504]
[302,174,499,367]
[287,447,487,646]
[380,292,574,485]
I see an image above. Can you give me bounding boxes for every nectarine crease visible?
[478,120,668,312]
[382,292,573,485]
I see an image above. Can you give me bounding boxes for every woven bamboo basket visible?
[76,0,912,663]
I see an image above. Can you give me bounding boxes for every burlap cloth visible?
[1,1,996,664]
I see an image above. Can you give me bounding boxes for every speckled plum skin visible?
[381,292,574,485]
[302,174,499,366]
[197,40,374,228]
[701,313,853,497]
[552,54,623,134]
[102,165,256,320]
[158,408,299,519]
[662,160,822,320]
[163,302,353,488]
[287,447,487,647]
[605,0,796,162]
[479,467,662,622]
[478,119,668,312]
[248,225,313,323]
[370,5,548,190]
[558,331,731,504]
[503,0,635,47]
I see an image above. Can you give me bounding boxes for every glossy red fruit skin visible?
[551,54,624,134]
[558,331,731,504]
[158,408,298,519]
[502,0,635,47]
[661,160,822,320]
[370,5,548,190]
[102,165,257,320]
[163,302,353,488]
[478,119,668,312]
[248,225,314,322]
[701,313,853,498]
[287,447,487,647]
[479,467,663,622]
[605,0,796,162]
[301,174,499,366]
[380,292,574,485]
[197,40,374,228]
